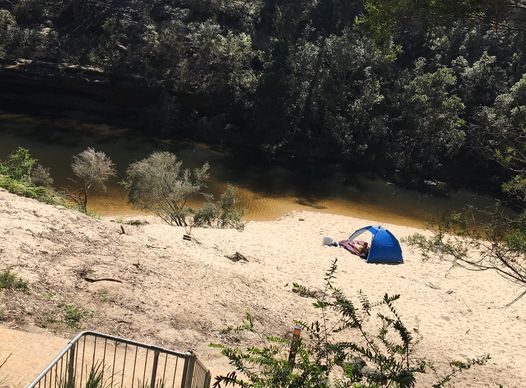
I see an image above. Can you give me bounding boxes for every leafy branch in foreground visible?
[213,259,487,387]
[407,204,526,305]
[432,355,491,388]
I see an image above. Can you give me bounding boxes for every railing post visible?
[67,343,76,388]
[182,352,196,388]
[30,332,211,388]
[204,371,212,388]
[150,350,160,387]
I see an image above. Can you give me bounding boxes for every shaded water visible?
[0,112,498,227]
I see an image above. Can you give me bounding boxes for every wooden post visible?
[287,325,302,368]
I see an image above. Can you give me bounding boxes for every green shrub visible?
[215,185,245,229]
[0,174,65,205]
[213,259,487,387]
[193,185,245,230]
[0,174,45,197]
[0,147,36,182]
[63,304,91,329]
[193,199,219,227]
[123,152,245,229]
[0,147,64,205]
[0,268,29,292]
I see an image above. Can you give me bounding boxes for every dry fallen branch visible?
[82,276,123,283]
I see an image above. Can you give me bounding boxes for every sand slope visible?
[0,327,67,386]
[0,189,525,387]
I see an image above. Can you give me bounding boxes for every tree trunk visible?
[82,189,88,213]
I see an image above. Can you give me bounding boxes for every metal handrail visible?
[29,331,211,388]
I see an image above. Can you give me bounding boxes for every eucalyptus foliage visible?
[1,1,526,189]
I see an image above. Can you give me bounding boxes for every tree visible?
[408,74,526,304]
[123,152,245,229]
[0,10,17,57]
[386,60,466,181]
[122,151,210,226]
[1,0,526,195]
[176,21,260,102]
[359,0,526,45]
[484,73,526,205]
[70,148,116,213]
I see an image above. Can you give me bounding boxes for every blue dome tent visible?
[347,226,403,264]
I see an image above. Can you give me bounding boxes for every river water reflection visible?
[0,112,497,227]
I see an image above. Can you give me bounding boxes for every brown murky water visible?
[0,112,498,227]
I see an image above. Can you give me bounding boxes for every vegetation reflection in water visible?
[0,112,497,227]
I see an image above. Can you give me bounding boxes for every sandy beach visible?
[0,189,525,387]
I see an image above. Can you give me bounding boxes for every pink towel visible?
[339,239,367,258]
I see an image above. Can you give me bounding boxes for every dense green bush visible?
[0,147,36,183]
[0,147,65,205]
[0,175,63,204]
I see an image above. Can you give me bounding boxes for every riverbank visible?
[0,113,502,228]
[0,189,525,386]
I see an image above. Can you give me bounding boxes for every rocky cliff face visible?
[0,59,168,130]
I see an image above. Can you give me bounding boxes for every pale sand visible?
[0,189,525,387]
[0,327,67,386]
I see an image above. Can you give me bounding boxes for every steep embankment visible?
[0,59,165,129]
[0,189,525,387]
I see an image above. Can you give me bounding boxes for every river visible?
[0,112,498,227]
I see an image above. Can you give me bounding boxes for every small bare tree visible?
[69,147,116,213]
